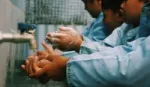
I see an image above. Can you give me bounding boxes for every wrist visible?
[74,35,83,53]
[56,56,70,80]
[46,55,70,81]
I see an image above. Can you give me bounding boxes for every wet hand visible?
[46,27,83,51]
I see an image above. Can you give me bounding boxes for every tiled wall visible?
[0,0,86,87]
[25,0,93,24]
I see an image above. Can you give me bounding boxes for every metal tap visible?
[0,23,37,51]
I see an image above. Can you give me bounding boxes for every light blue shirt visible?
[63,12,109,58]
[66,3,150,87]
[79,23,139,54]
[82,12,109,41]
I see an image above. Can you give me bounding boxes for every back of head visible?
[82,0,94,3]
[144,0,150,3]
[102,0,124,12]
[101,0,124,33]
[81,0,102,18]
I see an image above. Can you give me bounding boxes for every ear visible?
[97,0,102,4]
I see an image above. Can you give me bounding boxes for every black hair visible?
[144,0,150,3]
[102,0,124,12]
[82,0,94,3]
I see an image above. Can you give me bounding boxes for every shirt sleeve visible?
[79,26,123,54]
[61,51,79,58]
[79,23,132,55]
[66,36,150,87]
[79,36,105,54]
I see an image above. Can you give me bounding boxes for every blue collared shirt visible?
[66,3,150,87]
[82,12,109,41]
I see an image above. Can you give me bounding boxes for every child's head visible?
[81,0,102,18]
[121,0,145,27]
[102,0,124,32]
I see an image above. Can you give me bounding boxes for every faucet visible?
[0,23,37,51]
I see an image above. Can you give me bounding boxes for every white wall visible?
[0,0,25,87]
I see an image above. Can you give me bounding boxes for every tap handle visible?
[18,23,37,34]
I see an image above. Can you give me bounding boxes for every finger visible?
[49,38,60,44]
[32,56,41,72]
[37,59,51,68]
[25,60,29,74]
[29,68,44,78]
[46,55,54,61]
[46,31,60,37]
[49,33,66,38]
[45,36,53,42]
[29,59,34,74]
[46,36,60,43]
[28,55,35,59]
[41,42,54,53]
[54,49,62,55]
[46,32,62,37]
[55,30,60,33]
[45,36,53,44]
[29,61,52,78]
[21,65,25,70]
[46,32,56,37]
[46,32,52,37]
[30,62,52,78]
[37,55,48,60]
[36,51,44,55]
[36,50,47,56]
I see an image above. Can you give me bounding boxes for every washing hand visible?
[46,27,83,52]
[21,42,70,82]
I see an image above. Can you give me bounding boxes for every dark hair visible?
[102,0,124,12]
[82,0,94,3]
[144,0,150,3]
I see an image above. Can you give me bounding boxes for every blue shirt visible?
[63,12,109,58]
[66,3,150,87]
[79,23,139,54]
[82,12,109,41]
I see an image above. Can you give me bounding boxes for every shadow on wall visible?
[10,0,25,11]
